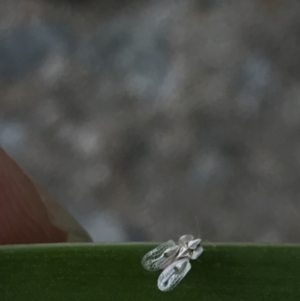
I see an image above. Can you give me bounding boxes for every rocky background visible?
[1,0,300,243]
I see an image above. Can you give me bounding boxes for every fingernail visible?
[35,184,92,243]
[0,148,68,245]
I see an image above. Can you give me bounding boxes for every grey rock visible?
[76,17,170,101]
[0,21,75,80]
[0,119,27,151]
[236,53,274,116]
[187,149,233,189]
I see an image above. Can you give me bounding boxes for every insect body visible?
[141,234,203,291]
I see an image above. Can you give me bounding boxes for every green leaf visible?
[1,243,300,301]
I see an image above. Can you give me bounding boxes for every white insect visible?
[141,234,203,292]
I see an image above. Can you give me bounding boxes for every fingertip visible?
[0,148,67,245]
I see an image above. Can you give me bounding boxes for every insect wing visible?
[188,238,201,250]
[157,258,191,292]
[178,234,194,247]
[190,245,203,260]
[142,240,177,271]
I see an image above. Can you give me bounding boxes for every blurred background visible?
[1,0,300,243]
